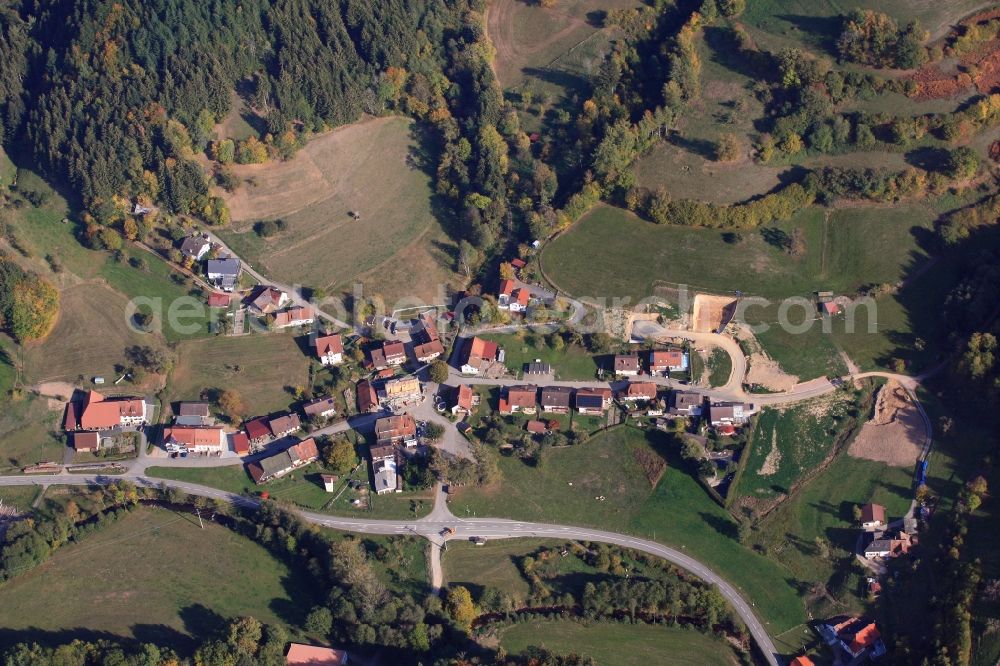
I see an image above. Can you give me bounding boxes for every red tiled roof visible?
[623,382,657,399]
[375,415,417,442]
[383,340,405,360]
[273,306,314,328]
[510,258,526,269]
[78,391,145,430]
[232,432,250,455]
[513,288,530,306]
[413,339,444,360]
[268,413,301,435]
[849,623,881,654]
[861,503,886,524]
[71,431,100,451]
[208,292,231,307]
[506,386,537,408]
[462,336,498,370]
[790,657,815,666]
[357,380,378,412]
[456,385,473,410]
[285,643,348,666]
[526,420,548,433]
[245,417,271,441]
[314,334,343,357]
[650,349,684,369]
[499,279,516,297]
[162,426,224,449]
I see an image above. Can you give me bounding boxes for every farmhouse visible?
[314,334,344,366]
[818,616,886,661]
[356,380,379,413]
[860,503,887,531]
[451,384,474,415]
[247,438,320,484]
[668,391,703,417]
[248,286,290,315]
[613,354,640,377]
[499,385,538,414]
[540,386,572,413]
[649,349,687,374]
[273,306,315,329]
[64,390,149,431]
[375,414,417,447]
[370,445,401,495]
[708,402,751,426]
[380,376,422,408]
[206,258,241,292]
[245,417,272,444]
[285,643,349,665]
[864,531,913,560]
[162,426,226,454]
[459,336,500,375]
[70,431,100,453]
[575,387,612,414]
[179,236,211,261]
[497,280,529,311]
[302,395,337,420]
[619,382,657,402]
[268,413,301,438]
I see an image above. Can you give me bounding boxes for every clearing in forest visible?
[218,116,461,304]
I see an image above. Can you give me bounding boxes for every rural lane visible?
[0,472,781,665]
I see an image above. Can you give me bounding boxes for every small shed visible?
[321,474,339,492]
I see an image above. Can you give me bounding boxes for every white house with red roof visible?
[314,334,344,366]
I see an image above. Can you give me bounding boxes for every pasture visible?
[146,465,435,520]
[0,395,66,470]
[0,505,315,652]
[217,116,460,304]
[450,425,807,635]
[166,333,310,417]
[488,0,636,129]
[22,282,169,387]
[480,331,599,380]
[500,620,740,665]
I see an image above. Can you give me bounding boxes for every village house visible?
[247,438,320,484]
[497,279,530,312]
[668,391,703,416]
[860,503,887,531]
[70,431,100,453]
[231,432,250,456]
[575,387,612,414]
[459,336,500,375]
[314,334,344,366]
[619,382,657,402]
[649,349,687,375]
[64,390,149,431]
[411,313,445,362]
[302,395,337,421]
[370,340,406,370]
[206,257,241,292]
[268,412,302,438]
[708,401,751,426]
[285,643,349,666]
[375,414,418,447]
[248,286,290,315]
[356,380,379,413]
[510,258,526,272]
[526,420,549,434]
[414,339,445,363]
[370,444,401,495]
[451,384,474,416]
[864,531,914,560]
[273,306,315,329]
[207,292,231,308]
[540,386,573,414]
[245,416,272,444]
[179,236,211,261]
[613,354,640,377]
[175,401,212,427]
[818,616,886,661]
[789,657,814,666]
[380,376,422,408]
[525,360,551,377]
[499,385,538,415]
[162,426,227,454]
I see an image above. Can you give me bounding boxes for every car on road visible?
[471,537,487,545]
[440,527,455,537]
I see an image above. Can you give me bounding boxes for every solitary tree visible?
[429,360,450,384]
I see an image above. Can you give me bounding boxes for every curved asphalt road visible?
[0,472,782,665]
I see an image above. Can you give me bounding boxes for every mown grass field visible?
[146,465,435,520]
[217,116,460,304]
[480,331,599,380]
[500,619,740,665]
[0,505,316,651]
[450,426,807,635]
[0,395,71,471]
[735,391,856,501]
[22,282,170,387]
[166,334,310,418]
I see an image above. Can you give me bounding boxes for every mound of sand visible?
[849,381,926,467]
[692,294,737,333]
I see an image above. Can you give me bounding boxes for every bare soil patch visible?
[848,381,925,467]
[692,294,737,333]
[633,447,667,487]
[758,429,781,477]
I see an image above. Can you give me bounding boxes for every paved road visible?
[0,471,780,665]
